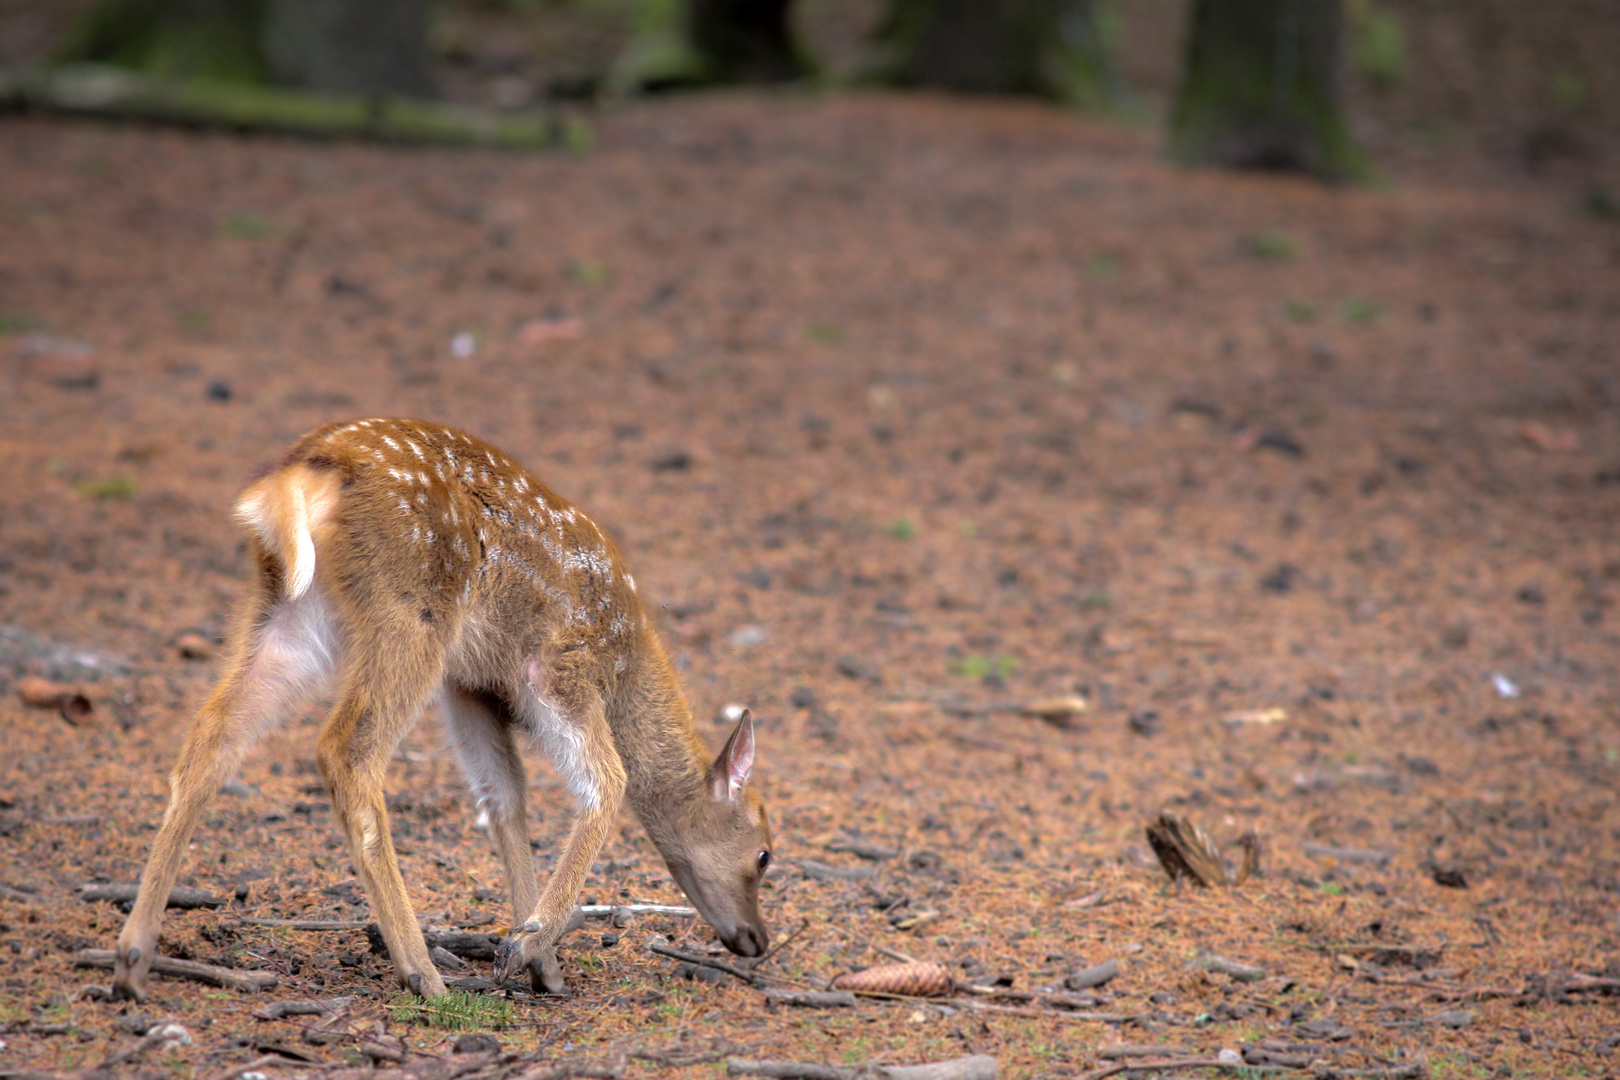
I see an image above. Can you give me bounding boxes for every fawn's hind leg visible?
[316,627,449,998]
[115,591,338,1001]
[441,684,540,925]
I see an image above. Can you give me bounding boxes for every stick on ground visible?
[74,948,277,992]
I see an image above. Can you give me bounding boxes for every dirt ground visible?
[1,91,1618,1080]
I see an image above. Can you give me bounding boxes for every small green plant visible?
[841,1037,872,1065]
[569,260,610,286]
[1283,298,1319,323]
[1085,253,1119,280]
[1320,882,1345,896]
[1342,296,1382,325]
[75,475,136,499]
[1247,229,1297,260]
[1081,589,1112,610]
[0,313,34,335]
[1582,183,1620,223]
[219,213,271,238]
[805,321,844,345]
[958,521,977,538]
[889,518,916,540]
[386,990,512,1032]
[1552,69,1587,113]
[949,654,1019,680]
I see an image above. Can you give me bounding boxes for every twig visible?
[1077,1059,1284,1080]
[753,916,812,971]
[80,883,225,909]
[871,943,922,965]
[647,941,758,985]
[729,1062,849,1080]
[74,948,277,992]
[199,1053,343,1080]
[956,998,1139,1024]
[729,1057,998,1080]
[238,917,371,930]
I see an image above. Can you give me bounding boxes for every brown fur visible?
[112,419,772,1001]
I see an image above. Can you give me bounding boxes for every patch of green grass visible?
[840,1037,872,1065]
[1582,183,1620,223]
[74,475,136,499]
[1081,589,1112,610]
[569,260,610,286]
[1084,252,1119,280]
[177,307,213,331]
[0,313,36,335]
[1247,229,1298,260]
[1552,69,1587,113]
[1342,296,1382,325]
[889,518,916,540]
[805,321,844,345]
[957,521,977,538]
[1320,882,1345,896]
[1283,298,1319,323]
[949,654,1019,680]
[219,213,272,238]
[386,990,512,1032]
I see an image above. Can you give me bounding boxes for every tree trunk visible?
[689,0,810,84]
[876,0,1123,109]
[1170,0,1365,180]
[262,0,437,99]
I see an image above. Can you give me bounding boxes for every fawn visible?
[112,418,772,1001]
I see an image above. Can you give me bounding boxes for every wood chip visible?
[1144,811,1227,887]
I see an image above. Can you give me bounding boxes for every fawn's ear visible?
[710,710,756,802]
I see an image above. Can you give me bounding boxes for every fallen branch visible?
[1190,954,1268,982]
[513,1051,628,1080]
[74,948,277,992]
[647,941,758,986]
[81,883,224,909]
[253,997,354,1021]
[729,1056,997,1080]
[762,988,857,1008]
[1077,1058,1283,1080]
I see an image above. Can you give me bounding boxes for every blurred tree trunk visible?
[877,0,1123,109]
[689,0,810,83]
[57,0,438,99]
[1170,0,1364,179]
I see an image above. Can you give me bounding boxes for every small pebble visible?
[206,380,233,402]
[176,632,213,660]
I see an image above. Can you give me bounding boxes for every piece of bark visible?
[794,859,877,882]
[880,1057,998,1080]
[1189,954,1267,982]
[833,961,954,997]
[74,948,277,992]
[826,836,899,861]
[1233,830,1261,883]
[1303,842,1393,867]
[729,1063,850,1080]
[1066,958,1120,990]
[1144,811,1226,887]
[81,883,225,909]
[762,988,857,1008]
[16,676,94,725]
[252,997,353,1021]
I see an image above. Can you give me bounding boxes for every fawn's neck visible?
[613,640,715,845]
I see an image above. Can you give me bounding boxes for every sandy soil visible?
[1,93,1618,1079]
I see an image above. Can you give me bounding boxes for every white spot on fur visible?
[382,435,401,452]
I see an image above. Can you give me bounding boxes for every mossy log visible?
[0,64,579,151]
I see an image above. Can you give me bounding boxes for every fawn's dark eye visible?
[756,850,771,874]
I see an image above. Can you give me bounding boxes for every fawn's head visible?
[659,711,772,956]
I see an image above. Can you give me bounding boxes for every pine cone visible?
[832,961,955,997]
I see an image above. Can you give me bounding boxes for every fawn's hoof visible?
[111,946,148,1002]
[495,930,569,995]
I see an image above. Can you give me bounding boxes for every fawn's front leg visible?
[495,701,626,994]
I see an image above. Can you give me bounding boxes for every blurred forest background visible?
[0,0,1614,180]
